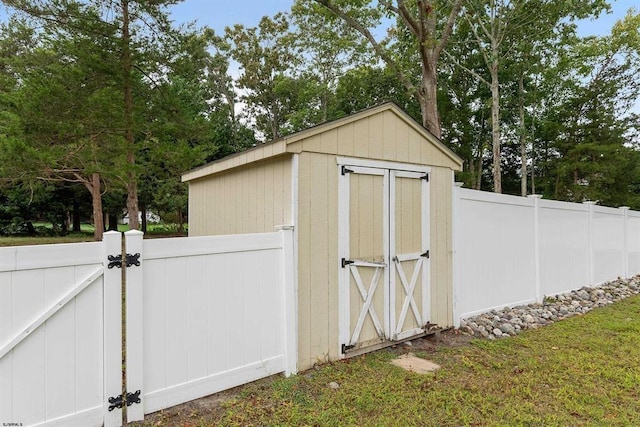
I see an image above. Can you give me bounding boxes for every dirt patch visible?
[387,328,475,356]
[390,352,440,373]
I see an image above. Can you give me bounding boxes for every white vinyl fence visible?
[453,186,640,324]
[0,236,122,427]
[0,228,296,427]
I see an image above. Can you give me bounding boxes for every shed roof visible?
[182,102,463,182]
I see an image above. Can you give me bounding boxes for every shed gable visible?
[286,109,460,170]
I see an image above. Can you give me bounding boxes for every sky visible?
[168,0,638,37]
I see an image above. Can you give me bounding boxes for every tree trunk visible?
[475,149,483,190]
[141,205,147,233]
[84,172,104,241]
[531,146,536,194]
[177,206,184,233]
[121,0,139,230]
[419,55,442,139]
[108,213,118,231]
[490,59,502,193]
[72,199,81,232]
[518,73,527,197]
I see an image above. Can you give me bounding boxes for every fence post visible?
[620,206,630,278]
[452,182,463,328]
[103,231,123,427]
[528,195,543,302]
[276,225,297,376]
[124,230,144,422]
[583,201,596,286]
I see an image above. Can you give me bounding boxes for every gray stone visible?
[457,276,640,341]
[328,382,339,389]
[500,323,515,334]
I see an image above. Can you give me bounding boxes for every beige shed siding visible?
[289,111,456,169]
[297,152,340,369]
[188,155,292,236]
[429,167,454,327]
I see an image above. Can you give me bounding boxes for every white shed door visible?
[339,164,430,354]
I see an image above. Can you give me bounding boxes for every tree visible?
[313,0,463,138]
[291,0,371,124]
[224,13,300,140]
[445,0,608,193]
[0,8,127,240]
[4,0,188,230]
[335,65,421,120]
[535,9,640,207]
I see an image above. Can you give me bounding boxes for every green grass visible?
[0,234,97,246]
[0,223,187,246]
[139,295,640,426]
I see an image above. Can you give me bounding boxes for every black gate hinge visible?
[421,173,430,182]
[108,390,141,411]
[341,166,353,175]
[342,343,355,354]
[421,250,430,259]
[107,253,141,269]
[341,258,354,268]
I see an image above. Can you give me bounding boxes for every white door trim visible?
[337,156,431,174]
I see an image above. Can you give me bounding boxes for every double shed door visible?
[339,161,431,354]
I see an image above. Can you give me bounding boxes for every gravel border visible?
[459,276,640,339]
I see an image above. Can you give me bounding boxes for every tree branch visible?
[443,49,490,86]
[314,0,417,95]
[435,0,463,59]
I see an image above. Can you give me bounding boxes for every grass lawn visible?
[0,223,187,246]
[137,295,640,426]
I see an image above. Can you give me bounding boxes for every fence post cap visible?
[582,200,597,205]
[454,182,464,187]
[619,206,630,211]
[527,194,543,199]
[125,229,144,236]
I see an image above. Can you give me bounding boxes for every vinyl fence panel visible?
[454,189,537,320]
[538,199,590,296]
[454,188,640,325]
[134,231,294,416]
[0,235,122,427]
[628,211,640,274]
[592,205,625,284]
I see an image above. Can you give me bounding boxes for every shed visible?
[182,103,463,370]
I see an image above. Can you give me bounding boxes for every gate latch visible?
[421,250,430,259]
[107,253,141,269]
[341,258,354,268]
[108,390,141,411]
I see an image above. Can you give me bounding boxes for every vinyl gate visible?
[338,161,431,355]
[0,229,296,426]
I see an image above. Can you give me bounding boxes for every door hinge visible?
[108,390,141,411]
[421,250,430,259]
[341,258,354,268]
[107,253,141,269]
[421,173,429,182]
[341,166,353,175]
[342,343,355,354]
